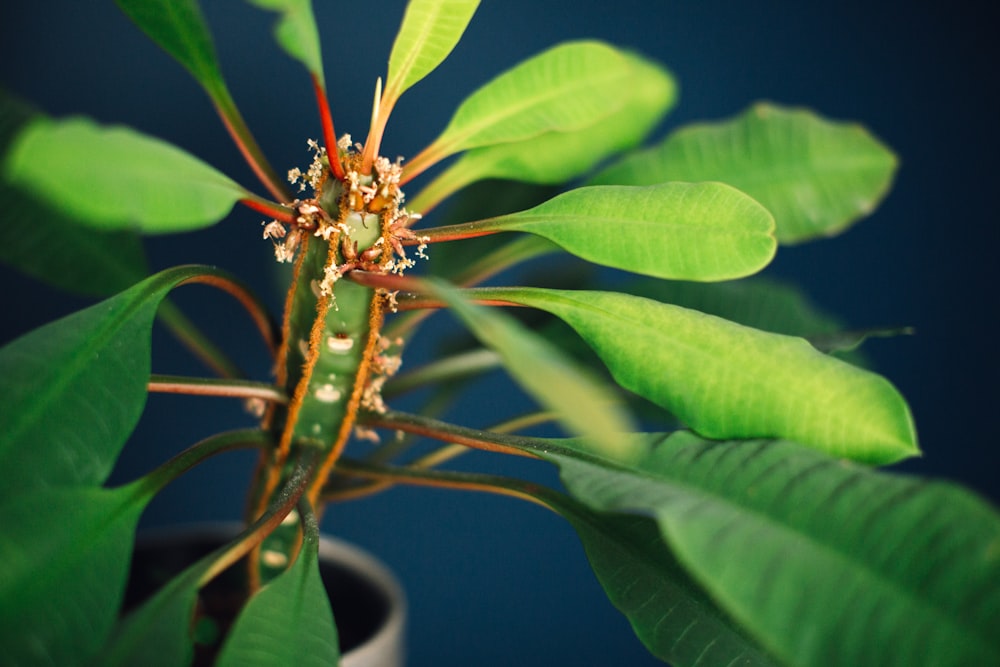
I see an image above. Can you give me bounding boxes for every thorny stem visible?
[312,75,345,181]
[147,374,287,404]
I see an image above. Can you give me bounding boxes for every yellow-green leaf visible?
[4,116,246,232]
[423,183,776,281]
[385,0,480,104]
[473,287,918,463]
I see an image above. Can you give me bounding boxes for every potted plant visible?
[1,1,997,666]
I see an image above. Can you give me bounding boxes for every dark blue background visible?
[2,2,997,665]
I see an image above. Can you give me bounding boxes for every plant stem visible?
[359,409,539,459]
[179,272,280,359]
[333,457,556,511]
[382,348,502,398]
[129,429,271,502]
[240,196,297,224]
[212,91,291,203]
[312,75,345,181]
[156,299,245,378]
[148,374,287,404]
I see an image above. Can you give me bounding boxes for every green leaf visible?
[0,265,232,500]
[548,433,1000,667]
[474,287,917,463]
[621,277,869,366]
[115,0,229,101]
[246,0,325,82]
[563,504,778,666]
[385,0,480,104]
[0,483,148,667]
[429,182,776,281]
[419,41,640,164]
[98,542,213,667]
[0,91,148,295]
[592,103,898,244]
[409,52,676,211]
[4,116,246,233]
[430,280,638,460]
[217,512,339,666]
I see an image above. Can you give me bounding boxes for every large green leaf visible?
[3,116,247,233]
[217,507,339,667]
[415,41,639,167]
[0,265,232,500]
[548,432,1000,667]
[563,502,778,666]
[0,483,148,667]
[425,183,776,281]
[246,0,325,82]
[0,91,148,295]
[592,103,898,244]
[472,287,917,463]
[115,0,229,100]
[409,53,676,211]
[384,0,480,105]
[430,281,637,460]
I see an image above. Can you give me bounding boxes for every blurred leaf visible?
[593,103,898,244]
[475,287,917,463]
[115,0,229,100]
[384,0,480,104]
[0,484,148,667]
[549,432,1000,667]
[246,0,325,82]
[99,539,214,667]
[0,91,148,295]
[217,506,338,667]
[4,116,246,233]
[431,280,637,460]
[0,265,233,501]
[416,41,638,166]
[410,53,676,210]
[428,182,776,281]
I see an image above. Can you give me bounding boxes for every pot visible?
[126,523,406,666]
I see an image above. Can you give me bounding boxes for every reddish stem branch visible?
[240,197,297,224]
[313,75,345,181]
[213,99,290,203]
[179,274,279,357]
[147,375,286,403]
[361,413,538,459]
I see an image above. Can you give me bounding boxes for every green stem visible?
[128,429,271,503]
